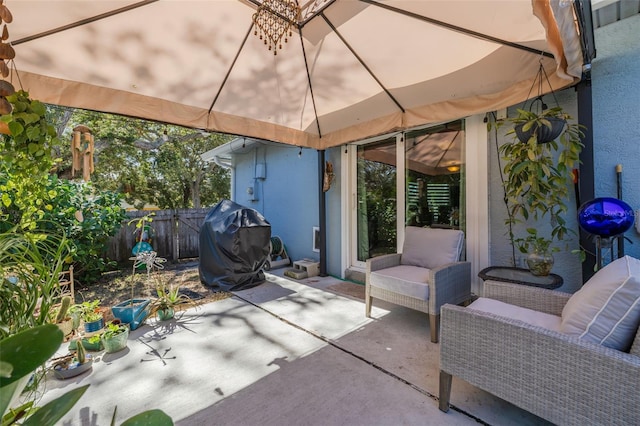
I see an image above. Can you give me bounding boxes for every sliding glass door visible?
[350,120,465,268]
[355,137,397,262]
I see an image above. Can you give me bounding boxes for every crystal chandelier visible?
[253,0,300,55]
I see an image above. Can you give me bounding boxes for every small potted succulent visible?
[151,281,191,321]
[51,296,73,338]
[52,336,93,380]
[101,320,129,353]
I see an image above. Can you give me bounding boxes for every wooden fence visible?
[106,208,210,262]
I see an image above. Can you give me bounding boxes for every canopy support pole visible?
[577,73,596,283]
[318,149,327,276]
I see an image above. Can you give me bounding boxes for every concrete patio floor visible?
[41,270,551,425]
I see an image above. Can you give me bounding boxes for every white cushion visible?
[401,227,463,270]
[369,265,431,300]
[560,256,640,351]
[468,297,562,332]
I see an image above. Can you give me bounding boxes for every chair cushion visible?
[560,256,640,351]
[401,227,463,270]
[369,265,431,300]
[468,297,562,332]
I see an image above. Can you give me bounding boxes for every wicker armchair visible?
[439,280,640,425]
[365,226,471,343]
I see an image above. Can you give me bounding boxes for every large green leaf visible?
[22,385,89,426]
[120,409,173,426]
[0,324,62,388]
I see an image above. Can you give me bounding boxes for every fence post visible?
[172,210,179,261]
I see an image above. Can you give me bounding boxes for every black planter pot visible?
[514,117,566,144]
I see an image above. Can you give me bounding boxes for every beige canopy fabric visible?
[8,0,584,150]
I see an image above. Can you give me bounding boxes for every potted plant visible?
[111,214,161,329]
[511,100,568,144]
[100,320,129,353]
[497,100,584,275]
[52,336,93,380]
[515,228,560,276]
[69,333,104,352]
[151,281,191,321]
[75,300,104,334]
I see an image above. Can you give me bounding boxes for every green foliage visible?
[515,228,561,254]
[0,91,60,230]
[498,106,584,254]
[0,230,72,339]
[56,109,231,209]
[73,300,102,323]
[102,321,127,339]
[118,408,173,426]
[358,158,397,258]
[1,93,125,283]
[40,177,126,281]
[151,279,191,313]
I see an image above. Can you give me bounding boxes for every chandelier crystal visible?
[253,0,300,55]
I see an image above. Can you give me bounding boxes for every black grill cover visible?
[199,200,271,291]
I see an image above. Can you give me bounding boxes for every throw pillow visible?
[560,255,640,351]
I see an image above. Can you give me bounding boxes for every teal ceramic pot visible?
[157,307,174,321]
[84,317,104,334]
[111,299,151,330]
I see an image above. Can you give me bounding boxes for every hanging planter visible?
[514,115,567,144]
[511,63,568,144]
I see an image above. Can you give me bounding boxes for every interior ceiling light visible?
[447,165,460,172]
[253,0,300,55]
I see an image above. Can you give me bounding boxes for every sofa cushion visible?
[560,256,640,351]
[369,265,431,300]
[468,297,562,332]
[401,227,463,270]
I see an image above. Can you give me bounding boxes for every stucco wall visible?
[592,14,640,259]
[231,143,320,266]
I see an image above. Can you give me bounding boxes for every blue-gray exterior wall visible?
[324,147,343,278]
[230,143,344,277]
[592,14,640,259]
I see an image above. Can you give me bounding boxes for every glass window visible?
[405,121,465,236]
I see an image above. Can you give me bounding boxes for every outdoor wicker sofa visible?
[439,279,640,425]
[365,226,471,343]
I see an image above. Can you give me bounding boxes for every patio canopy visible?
[8,0,587,150]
